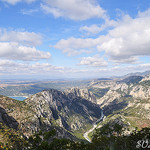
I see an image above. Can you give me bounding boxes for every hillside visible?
[88,75,150,134]
[0,74,150,148]
[0,88,102,144]
[0,80,91,97]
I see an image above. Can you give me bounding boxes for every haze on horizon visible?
[0,0,150,79]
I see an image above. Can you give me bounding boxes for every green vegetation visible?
[139,80,150,87]
[88,87,109,98]
[121,76,143,85]
[0,80,91,97]
[91,123,150,150]
[0,122,27,150]
[1,123,149,150]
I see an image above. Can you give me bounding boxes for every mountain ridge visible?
[0,88,102,142]
[0,74,150,145]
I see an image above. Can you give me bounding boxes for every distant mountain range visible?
[117,70,150,79]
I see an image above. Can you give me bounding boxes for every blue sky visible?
[0,0,150,79]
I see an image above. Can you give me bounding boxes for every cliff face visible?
[0,88,101,140]
[94,76,150,107]
[65,88,97,104]
[24,89,101,134]
[90,75,150,129]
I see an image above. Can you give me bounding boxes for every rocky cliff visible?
[89,75,150,130]
[0,88,101,141]
[24,89,101,137]
[65,88,97,103]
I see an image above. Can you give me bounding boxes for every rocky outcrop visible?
[25,89,101,133]
[90,75,150,129]
[140,75,150,82]
[0,88,102,139]
[97,83,129,107]
[130,85,150,99]
[90,80,116,89]
[0,107,19,129]
[65,88,97,103]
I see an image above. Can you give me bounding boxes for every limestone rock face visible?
[140,75,150,82]
[130,85,150,99]
[90,75,150,129]
[0,88,102,139]
[97,90,121,107]
[25,89,101,133]
[65,88,97,103]
[97,83,128,107]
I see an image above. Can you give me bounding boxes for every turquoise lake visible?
[9,96,27,101]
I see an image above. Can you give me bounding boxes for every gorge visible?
[0,74,150,149]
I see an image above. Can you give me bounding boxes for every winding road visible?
[83,111,104,142]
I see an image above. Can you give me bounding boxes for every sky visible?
[0,0,150,79]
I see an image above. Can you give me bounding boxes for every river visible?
[83,110,104,142]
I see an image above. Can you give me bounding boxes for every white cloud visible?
[98,12,150,61]
[0,29,42,46]
[110,57,138,64]
[106,63,150,76]
[138,8,150,18]
[0,59,81,78]
[0,29,50,61]
[41,0,106,20]
[0,60,64,74]
[80,24,104,35]
[79,55,108,67]
[1,0,36,5]
[0,42,51,61]
[55,9,150,64]
[0,59,150,78]
[53,37,103,56]
[80,19,117,35]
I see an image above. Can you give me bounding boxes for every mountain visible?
[1,74,150,147]
[119,75,143,84]
[65,88,97,103]
[89,75,150,131]
[0,88,102,143]
[118,70,150,79]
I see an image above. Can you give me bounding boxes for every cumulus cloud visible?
[80,24,104,35]
[98,12,150,62]
[0,29,42,46]
[80,19,117,35]
[79,55,108,67]
[0,59,81,78]
[0,60,64,75]
[0,42,51,61]
[53,37,103,56]
[41,0,106,20]
[0,59,150,78]
[0,29,50,61]
[55,9,150,64]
